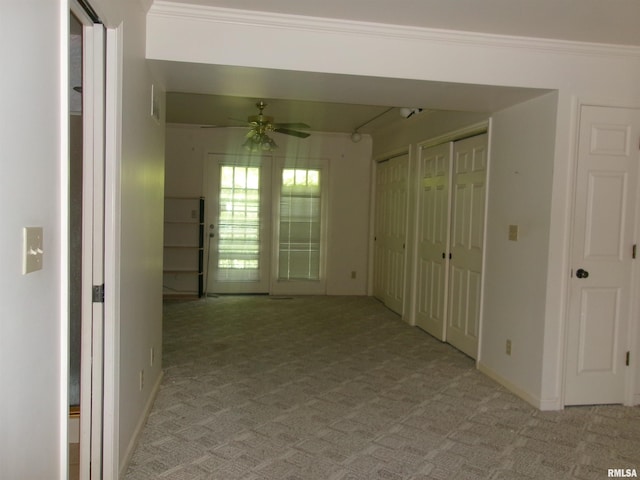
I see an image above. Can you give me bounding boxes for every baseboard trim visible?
[478,362,561,410]
[119,371,164,479]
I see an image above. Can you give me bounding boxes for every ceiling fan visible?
[204,101,311,152]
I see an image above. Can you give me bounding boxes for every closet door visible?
[373,154,409,314]
[415,143,451,339]
[447,134,488,358]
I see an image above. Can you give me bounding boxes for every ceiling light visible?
[243,132,278,152]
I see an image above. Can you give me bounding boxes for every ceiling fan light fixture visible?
[242,132,278,152]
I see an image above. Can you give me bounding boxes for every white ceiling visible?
[154,0,640,134]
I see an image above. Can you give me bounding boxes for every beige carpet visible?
[124,295,640,479]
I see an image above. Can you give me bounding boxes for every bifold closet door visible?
[415,143,451,339]
[373,154,409,315]
[446,134,488,359]
[415,134,488,360]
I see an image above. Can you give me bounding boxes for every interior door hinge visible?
[92,284,105,303]
[626,351,630,366]
[633,244,637,259]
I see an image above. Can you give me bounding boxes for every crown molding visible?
[149,1,640,59]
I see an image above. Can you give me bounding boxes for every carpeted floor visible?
[124,295,640,479]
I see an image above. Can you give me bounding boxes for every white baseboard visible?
[119,371,164,478]
[477,362,562,411]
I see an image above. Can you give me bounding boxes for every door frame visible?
[562,103,640,407]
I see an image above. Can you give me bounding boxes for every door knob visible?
[576,268,589,279]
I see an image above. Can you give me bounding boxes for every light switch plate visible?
[508,224,519,241]
[23,227,43,274]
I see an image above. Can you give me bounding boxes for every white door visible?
[446,134,488,359]
[564,106,640,405]
[71,10,106,478]
[373,154,409,314]
[205,154,272,294]
[415,143,451,339]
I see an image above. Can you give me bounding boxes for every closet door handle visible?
[576,268,589,279]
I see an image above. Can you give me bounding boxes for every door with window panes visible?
[206,154,272,293]
[205,155,325,295]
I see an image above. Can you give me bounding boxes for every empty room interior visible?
[3,0,640,479]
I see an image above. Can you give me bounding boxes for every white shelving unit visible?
[163,197,204,299]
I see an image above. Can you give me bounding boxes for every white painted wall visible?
[114,2,166,474]
[165,125,372,295]
[479,92,558,408]
[0,1,68,478]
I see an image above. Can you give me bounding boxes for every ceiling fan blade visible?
[273,122,310,130]
[273,127,311,138]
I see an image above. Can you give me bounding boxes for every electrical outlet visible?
[139,370,144,391]
[508,225,519,241]
[506,339,512,356]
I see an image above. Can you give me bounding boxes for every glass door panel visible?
[206,155,271,293]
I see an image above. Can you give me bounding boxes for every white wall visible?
[165,125,372,295]
[479,92,559,407]
[114,2,166,474]
[0,1,67,478]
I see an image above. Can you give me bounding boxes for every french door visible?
[205,154,272,293]
[564,105,640,405]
